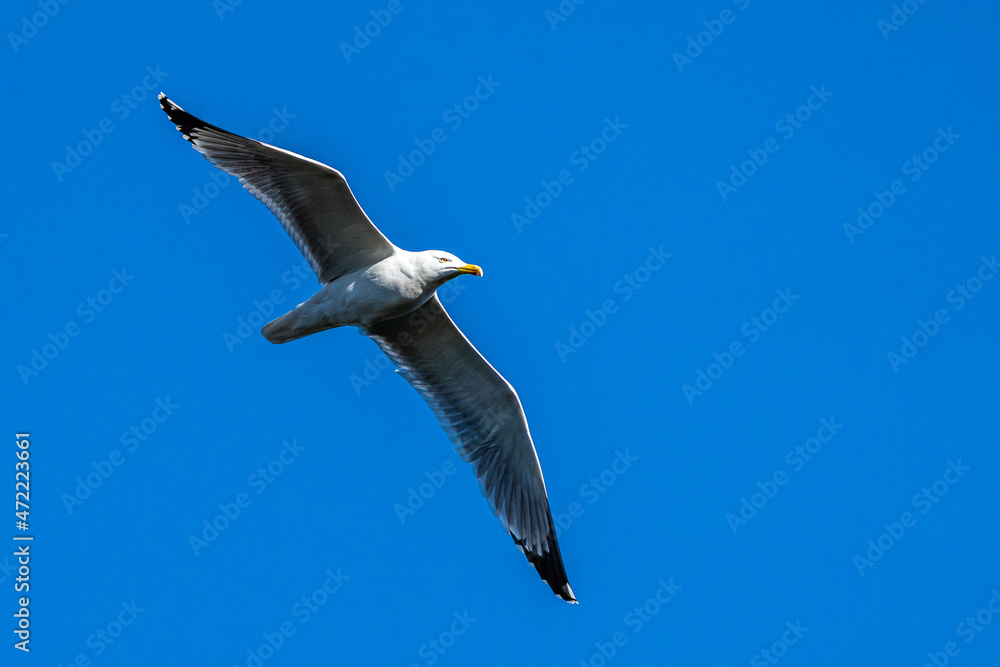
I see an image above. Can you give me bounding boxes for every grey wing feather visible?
[159,94,395,284]
[366,295,576,602]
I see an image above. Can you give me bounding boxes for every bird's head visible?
[420,250,484,286]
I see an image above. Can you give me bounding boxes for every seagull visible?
[159,94,577,603]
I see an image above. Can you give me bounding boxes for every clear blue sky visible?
[4,1,999,665]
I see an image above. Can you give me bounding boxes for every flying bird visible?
[159,94,576,603]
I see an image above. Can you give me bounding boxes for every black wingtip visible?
[159,93,190,135]
[158,94,222,144]
[515,521,577,603]
[158,92,179,117]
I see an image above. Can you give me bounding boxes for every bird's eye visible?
[439,257,450,263]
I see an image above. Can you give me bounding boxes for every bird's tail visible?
[261,308,319,344]
[262,311,298,344]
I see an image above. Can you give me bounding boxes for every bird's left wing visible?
[365,295,576,603]
[159,94,395,284]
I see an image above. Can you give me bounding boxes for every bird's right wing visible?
[160,94,395,284]
[365,295,576,603]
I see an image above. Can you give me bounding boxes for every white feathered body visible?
[262,250,451,342]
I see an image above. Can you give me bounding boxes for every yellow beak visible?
[456,263,484,277]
